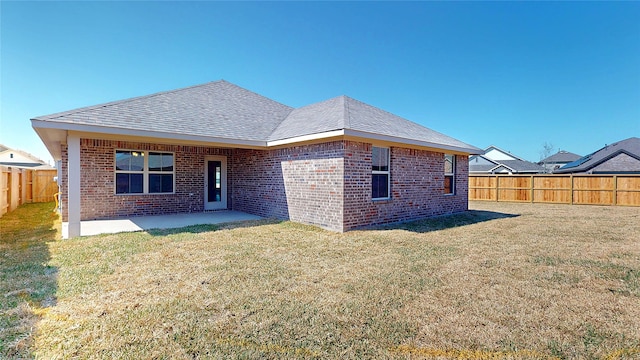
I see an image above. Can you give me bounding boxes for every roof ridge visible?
[343,95,351,129]
[33,80,229,121]
[347,95,474,145]
[484,145,526,161]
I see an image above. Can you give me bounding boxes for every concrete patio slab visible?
[61,211,263,238]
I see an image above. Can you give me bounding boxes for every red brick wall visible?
[343,141,469,231]
[61,138,469,231]
[232,142,345,231]
[60,139,233,221]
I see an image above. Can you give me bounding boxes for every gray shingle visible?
[498,160,545,173]
[344,96,476,151]
[540,150,581,164]
[555,137,640,173]
[33,80,480,153]
[268,96,347,140]
[269,95,478,152]
[34,81,294,142]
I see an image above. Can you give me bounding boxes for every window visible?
[444,154,455,194]
[372,146,390,199]
[115,150,174,194]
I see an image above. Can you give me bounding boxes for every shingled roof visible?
[32,80,480,160]
[540,150,581,164]
[469,154,545,174]
[554,137,640,174]
[33,81,294,142]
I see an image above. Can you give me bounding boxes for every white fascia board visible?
[31,124,65,161]
[489,163,516,173]
[31,119,267,148]
[266,130,345,147]
[343,129,482,155]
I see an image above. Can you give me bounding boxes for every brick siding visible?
[60,139,232,221]
[61,138,469,231]
[232,142,345,231]
[343,141,468,231]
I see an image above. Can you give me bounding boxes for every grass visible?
[0,202,59,357]
[1,201,639,359]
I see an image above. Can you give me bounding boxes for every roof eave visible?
[31,119,268,156]
[32,119,482,158]
[268,129,481,154]
[343,129,482,155]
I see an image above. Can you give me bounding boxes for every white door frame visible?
[204,156,227,210]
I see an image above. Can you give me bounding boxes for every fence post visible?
[570,175,574,205]
[495,175,499,202]
[613,175,617,206]
[530,175,534,203]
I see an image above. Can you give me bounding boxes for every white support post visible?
[67,134,81,238]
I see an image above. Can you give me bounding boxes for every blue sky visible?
[2,1,639,164]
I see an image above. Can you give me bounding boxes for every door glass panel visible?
[208,161,222,202]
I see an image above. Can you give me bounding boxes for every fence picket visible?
[469,174,640,207]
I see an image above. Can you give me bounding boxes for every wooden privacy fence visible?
[1,166,58,217]
[469,174,640,207]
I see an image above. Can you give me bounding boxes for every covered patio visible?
[61,210,262,238]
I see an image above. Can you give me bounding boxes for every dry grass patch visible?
[2,202,640,359]
[0,202,59,358]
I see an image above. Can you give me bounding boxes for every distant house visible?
[469,146,545,174]
[31,80,481,237]
[538,150,582,173]
[554,137,640,174]
[0,144,53,170]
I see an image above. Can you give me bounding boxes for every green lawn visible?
[1,201,639,359]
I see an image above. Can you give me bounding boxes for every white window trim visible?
[372,146,391,200]
[444,154,455,195]
[114,149,176,195]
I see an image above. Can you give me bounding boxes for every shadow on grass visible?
[0,202,59,358]
[379,210,519,233]
[145,219,283,236]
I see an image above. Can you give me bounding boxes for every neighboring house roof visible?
[555,137,640,174]
[482,145,525,161]
[0,145,54,169]
[493,160,545,173]
[0,162,54,170]
[32,80,481,160]
[469,155,499,173]
[470,149,544,174]
[540,150,581,164]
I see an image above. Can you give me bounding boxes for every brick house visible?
[32,81,480,237]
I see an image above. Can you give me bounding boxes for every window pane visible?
[445,154,454,174]
[372,147,389,172]
[149,174,173,193]
[161,174,173,192]
[162,154,173,171]
[131,174,143,193]
[444,175,453,194]
[148,152,162,171]
[149,174,161,193]
[208,161,221,202]
[116,151,143,171]
[149,152,174,172]
[115,151,132,171]
[131,152,144,171]
[116,173,129,193]
[372,174,389,199]
[116,173,143,194]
